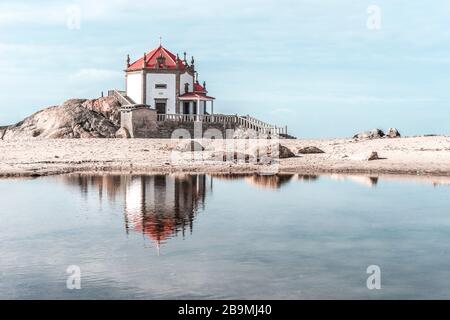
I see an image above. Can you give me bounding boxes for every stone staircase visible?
[108,90,136,107]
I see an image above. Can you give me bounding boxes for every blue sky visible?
[0,0,449,138]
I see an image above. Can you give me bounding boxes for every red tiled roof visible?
[193,82,205,93]
[179,92,215,100]
[126,45,185,71]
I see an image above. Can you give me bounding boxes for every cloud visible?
[0,3,66,26]
[68,68,122,82]
[0,0,279,27]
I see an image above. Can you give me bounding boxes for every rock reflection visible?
[211,173,296,189]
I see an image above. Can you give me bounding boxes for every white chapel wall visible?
[146,73,176,113]
[126,73,142,104]
[180,72,194,94]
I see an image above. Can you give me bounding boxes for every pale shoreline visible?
[1,136,450,178]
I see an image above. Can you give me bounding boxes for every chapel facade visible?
[125,43,215,115]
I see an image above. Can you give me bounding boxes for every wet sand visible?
[1,136,450,177]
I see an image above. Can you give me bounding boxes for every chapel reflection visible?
[60,173,313,251]
[123,174,211,253]
[60,174,212,253]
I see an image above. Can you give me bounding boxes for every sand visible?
[0,136,449,177]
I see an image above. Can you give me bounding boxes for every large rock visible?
[251,143,295,159]
[82,96,122,125]
[386,128,401,138]
[353,128,385,140]
[278,144,296,158]
[298,146,325,154]
[3,101,119,139]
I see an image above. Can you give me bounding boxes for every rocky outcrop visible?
[298,146,325,154]
[3,100,119,139]
[353,128,385,140]
[82,96,121,125]
[386,128,401,138]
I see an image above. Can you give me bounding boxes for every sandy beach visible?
[1,135,449,177]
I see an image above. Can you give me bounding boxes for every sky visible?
[0,0,449,138]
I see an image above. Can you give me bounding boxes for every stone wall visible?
[156,121,238,139]
[120,108,240,139]
[120,108,158,138]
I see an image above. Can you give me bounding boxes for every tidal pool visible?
[1,173,450,299]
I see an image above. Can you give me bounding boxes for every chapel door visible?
[155,102,166,114]
[183,102,190,114]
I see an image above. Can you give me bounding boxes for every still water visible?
[1,173,450,299]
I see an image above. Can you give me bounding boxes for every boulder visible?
[386,128,401,138]
[297,146,325,154]
[115,127,130,138]
[251,143,295,159]
[353,128,385,140]
[366,151,379,161]
[177,140,205,152]
[278,144,296,158]
[3,101,119,139]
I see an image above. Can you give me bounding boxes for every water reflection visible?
[124,175,209,254]
[60,172,450,252]
[62,174,211,253]
[211,173,297,189]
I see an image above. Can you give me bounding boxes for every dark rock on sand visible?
[297,146,325,154]
[366,151,379,161]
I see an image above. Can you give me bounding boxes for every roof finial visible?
[203,81,206,90]
[142,52,146,68]
[126,54,130,68]
[159,36,162,47]
[195,71,199,83]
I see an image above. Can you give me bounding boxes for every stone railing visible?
[108,89,136,106]
[157,113,287,135]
